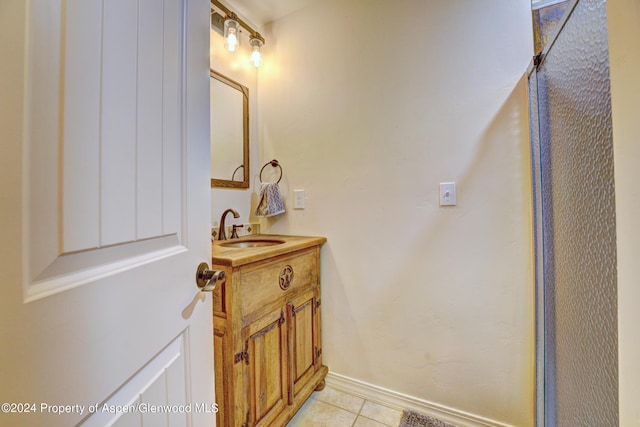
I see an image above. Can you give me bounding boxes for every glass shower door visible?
[531,0,618,425]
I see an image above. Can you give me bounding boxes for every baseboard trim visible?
[325,372,514,427]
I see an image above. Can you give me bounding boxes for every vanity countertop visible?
[212,234,326,267]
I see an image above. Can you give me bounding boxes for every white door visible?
[0,1,215,426]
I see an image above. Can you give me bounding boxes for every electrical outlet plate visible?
[439,182,457,206]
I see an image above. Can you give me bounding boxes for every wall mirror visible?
[210,69,249,188]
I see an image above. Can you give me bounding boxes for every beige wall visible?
[210,28,259,227]
[607,1,640,425]
[252,1,535,425]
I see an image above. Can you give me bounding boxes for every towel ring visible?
[259,159,283,184]
[231,165,244,181]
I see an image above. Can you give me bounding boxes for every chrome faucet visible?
[218,208,240,241]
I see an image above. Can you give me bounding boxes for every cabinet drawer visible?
[239,249,318,319]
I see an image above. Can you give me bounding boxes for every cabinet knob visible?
[196,262,225,292]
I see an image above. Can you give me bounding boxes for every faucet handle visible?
[230,224,244,239]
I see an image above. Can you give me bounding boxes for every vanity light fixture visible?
[211,0,266,67]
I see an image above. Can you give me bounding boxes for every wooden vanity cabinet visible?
[212,240,327,427]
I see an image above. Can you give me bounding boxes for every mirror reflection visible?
[210,69,249,188]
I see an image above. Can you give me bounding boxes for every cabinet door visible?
[244,308,289,427]
[287,289,320,403]
[213,325,230,427]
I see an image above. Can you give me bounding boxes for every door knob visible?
[196,262,225,292]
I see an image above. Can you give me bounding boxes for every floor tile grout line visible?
[349,398,366,427]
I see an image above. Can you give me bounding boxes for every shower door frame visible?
[527,58,545,427]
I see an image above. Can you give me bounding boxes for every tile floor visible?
[286,386,403,427]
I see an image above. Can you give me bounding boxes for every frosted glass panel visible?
[536,0,618,425]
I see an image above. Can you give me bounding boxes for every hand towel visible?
[255,182,286,217]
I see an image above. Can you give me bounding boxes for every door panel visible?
[245,309,288,427]
[288,290,318,400]
[0,0,213,426]
[101,0,138,246]
[61,0,102,253]
[25,0,187,301]
[83,334,190,427]
[136,0,165,240]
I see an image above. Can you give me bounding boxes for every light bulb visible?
[251,46,262,67]
[224,19,239,52]
[249,37,263,68]
[226,29,238,52]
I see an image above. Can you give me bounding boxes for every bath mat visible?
[399,410,457,427]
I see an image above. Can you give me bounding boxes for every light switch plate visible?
[293,189,305,209]
[439,182,457,206]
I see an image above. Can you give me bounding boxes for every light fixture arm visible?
[211,0,265,44]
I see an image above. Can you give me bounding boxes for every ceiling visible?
[226,1,544,27]
[224,0,320,27]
